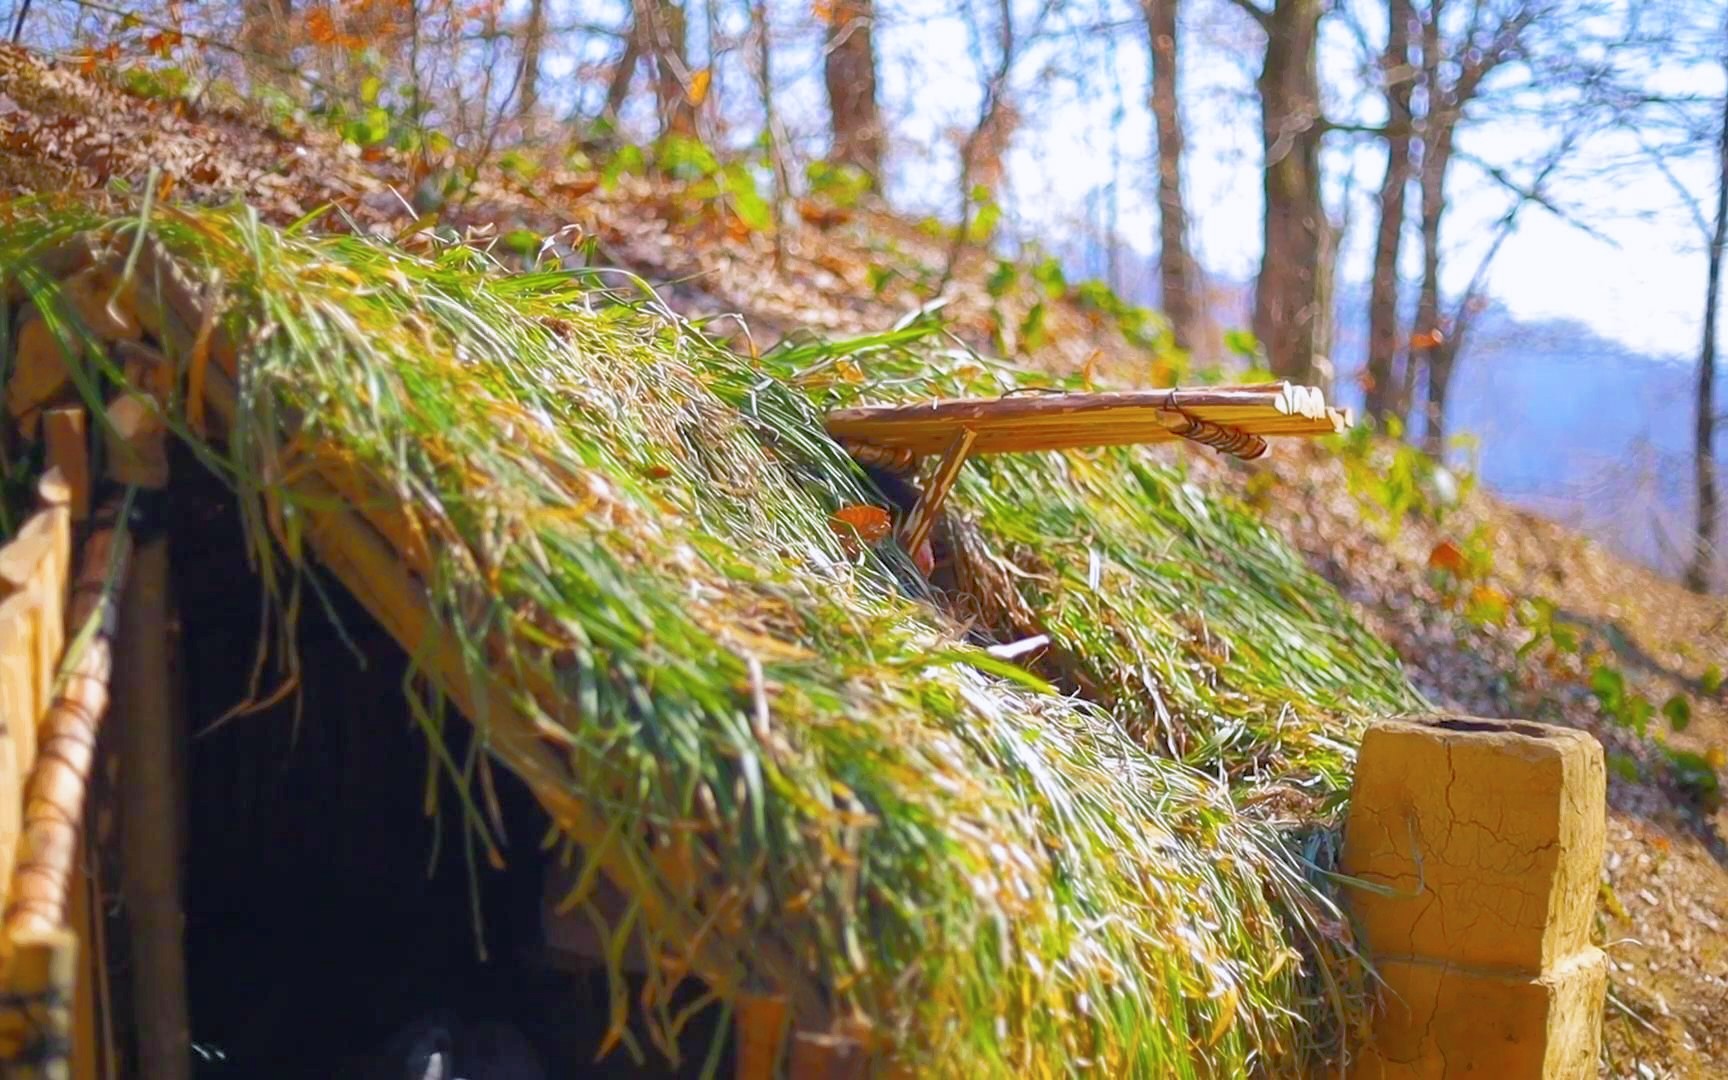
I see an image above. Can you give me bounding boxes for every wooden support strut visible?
[897,428,975,561]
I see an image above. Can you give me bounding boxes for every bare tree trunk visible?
[1312,169,1354,393]
[1143,0,1198,351]
[1365,0,1414,423]
[938,0,1026,290]
[640,0,695,138]
[1415,123,1455,453]
[1251,0,1327,383]
[1687,67,1728,592]
[517,0,546,136]
[603,14,643,124]
[753,0,791,268]
[823,0,886,185]
[241,0,294,92]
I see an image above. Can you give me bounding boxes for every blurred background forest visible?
[3,0,1723,592]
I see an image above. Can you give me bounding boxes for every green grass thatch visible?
[0,198,1423,1077]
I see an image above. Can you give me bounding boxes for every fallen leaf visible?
[686,68,712,106]
[1427,539,1466,575]
[830,504,892,545]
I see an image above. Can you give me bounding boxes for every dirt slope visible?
[4,44,1726,1076]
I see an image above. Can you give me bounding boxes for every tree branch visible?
[1635,131,1714,241]
[1223,0,1270,30]
[1454,146,1615,245]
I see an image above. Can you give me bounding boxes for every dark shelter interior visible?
[153,446,723,1078]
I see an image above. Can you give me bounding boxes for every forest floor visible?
[4,44,1726,1077]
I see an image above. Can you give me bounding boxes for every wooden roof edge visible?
[824,384,1315,427]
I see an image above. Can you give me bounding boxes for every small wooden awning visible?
[825,382,1348,558]
[825,383,1348,462]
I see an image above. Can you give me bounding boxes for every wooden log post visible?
[1340,716,1608,1079]
[107,381,190,1080]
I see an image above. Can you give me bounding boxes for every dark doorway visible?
[161,448,726,1078]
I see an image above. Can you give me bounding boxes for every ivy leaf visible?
[1663,694,1692,733]
[1589,664,1624,712]
[1223,329,1260,359]
[1018,302,1047,352]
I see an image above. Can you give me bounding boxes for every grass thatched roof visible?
[0,197,1422,1076]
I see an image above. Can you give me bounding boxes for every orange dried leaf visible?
[1427,539,1466,575]
[306,7,340,45]
[686,67,712,106]
[830,504,892,545]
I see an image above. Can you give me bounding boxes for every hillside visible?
[3,43,1727,1076]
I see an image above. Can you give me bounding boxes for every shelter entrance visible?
[164,450,685,1078]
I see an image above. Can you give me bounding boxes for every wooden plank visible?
[824,385,1348,458]
[0,601,28,910]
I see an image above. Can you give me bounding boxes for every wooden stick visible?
[898,428,975,561]
[67,845,105,1080]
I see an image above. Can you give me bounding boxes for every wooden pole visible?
[114,525,187,1080]
[108,395,188,1080]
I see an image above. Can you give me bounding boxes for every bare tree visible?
[753,0,792,268]
[1363,0,1415,422]
[1408,0,1543,447]
[1687,42,1728,592]
[603,10,645,125]
[823,0,886,185]
[644,0,697,137]
[1229,0,1328,385]
[938,0,1053,288]
[242,0,296,92]
[517,0,547,136]
[1142,0,1199,350]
